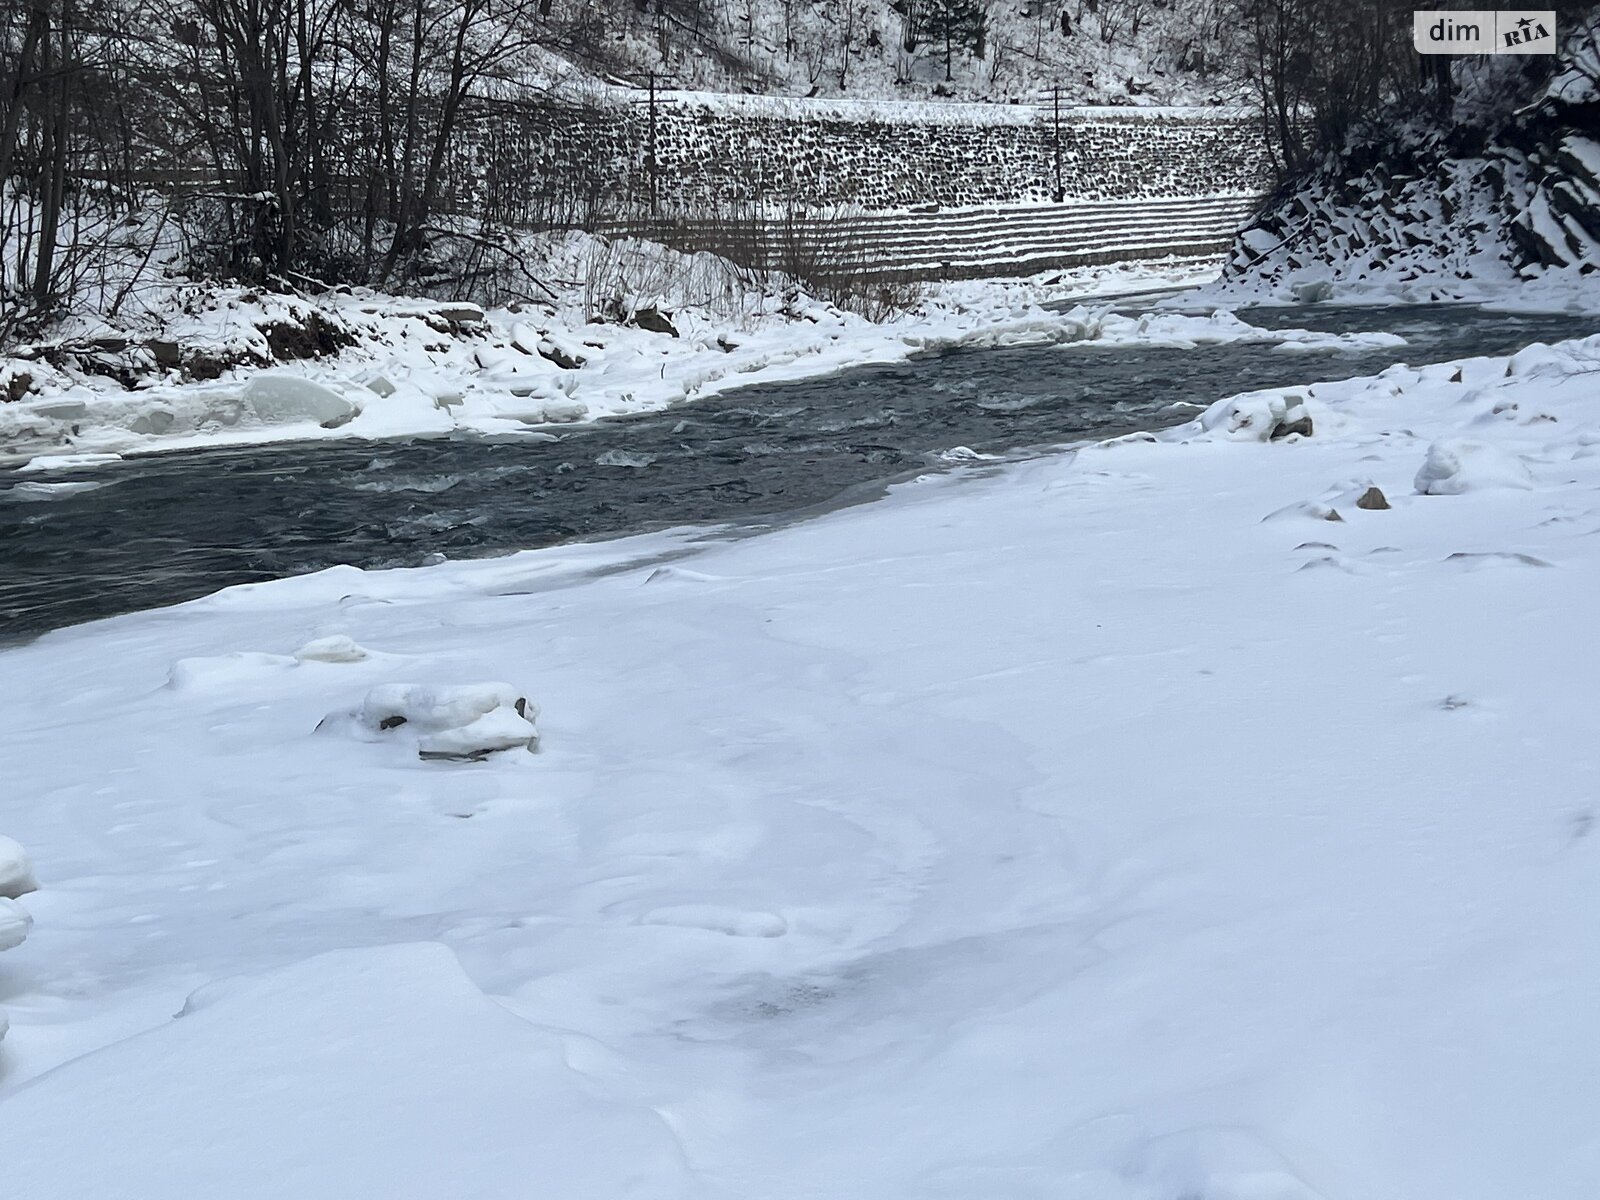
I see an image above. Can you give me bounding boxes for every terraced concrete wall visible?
[458,96,1272,220]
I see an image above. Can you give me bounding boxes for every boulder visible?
[631,306,679,338]
[434,304,486,326]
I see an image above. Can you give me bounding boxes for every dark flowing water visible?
[2,303,1594,639]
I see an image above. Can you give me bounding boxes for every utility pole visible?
[1047,85,1065,203]
[646,70,662,217]
[619,69,672,218]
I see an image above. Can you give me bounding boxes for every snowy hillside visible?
[536,0,1243,105]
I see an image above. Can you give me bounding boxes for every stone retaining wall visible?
[453,95,1273,222]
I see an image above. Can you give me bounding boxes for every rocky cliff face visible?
[1217,21,1600,302]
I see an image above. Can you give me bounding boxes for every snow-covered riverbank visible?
[3,323,1599,1197]
[2,253,1424,472]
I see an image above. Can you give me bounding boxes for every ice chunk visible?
[242,374,359,427]
[0,835,38,899]
[17,452,123,473]
[1414,439,1536,495]
[595,449,655,468]
[293,635,371,664]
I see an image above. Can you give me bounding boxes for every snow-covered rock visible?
[1198,389,1313,442]
[1414,439,1536,496]
[324,682,540,759]
[242,374,360,428]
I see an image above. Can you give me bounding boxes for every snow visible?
[0,944,695,1200]
[4,325,1600,1197]
[0,898,29,955]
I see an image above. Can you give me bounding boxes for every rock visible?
[1355,486,1390,510]
[146,339,183,368]
[537,338,585,370]
[632,306,679,338]
[1272,402,1314,440]
[1263,501,1344,523]
[242,374,360,428]
[435,304,486,326]
[6,371,35,402]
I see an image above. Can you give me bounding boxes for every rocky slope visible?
[1215,17,1600,304]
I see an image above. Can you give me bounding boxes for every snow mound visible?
[0,897,31,953]
[17,452,123,473]
[293,635,371,664]
[242,374,360,428]
[1414,439,1536,495]
[1198,389,1313,442]
[1130,1127,1329,1200]
[0,944,695,1199]
[0,835,38,899]
[327,682,540,759]
[167,651,298,690]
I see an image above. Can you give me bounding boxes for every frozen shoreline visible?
[1,256,1387,472]
[4,322,1600,1196]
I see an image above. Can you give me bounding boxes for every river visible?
[2,303,1594,640]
